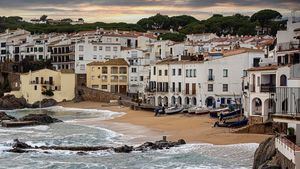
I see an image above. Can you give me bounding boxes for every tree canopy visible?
[0,9,285,36]
[159,33,186,42]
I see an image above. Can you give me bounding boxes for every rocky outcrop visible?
[253,136,295,169]
[253,136,276,169]
[0,95,57,110]
[32,99,57,108]
[0,111,16,121]
[0,95,28,110]
[19,114,62,125]
[7,138,186,154]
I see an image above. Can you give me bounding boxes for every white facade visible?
[148,50,264,107]
[75,40,121,74]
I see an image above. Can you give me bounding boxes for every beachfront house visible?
[147,48,264,108]
[243,16,300,124]
[86,58,129,94]
[5,68,75,104]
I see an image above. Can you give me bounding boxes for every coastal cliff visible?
[253,136,295,169]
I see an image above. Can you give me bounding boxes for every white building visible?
[243,16,300,124]
[186,33,218,42]
[147,48,265,108]
[75,38,121,75]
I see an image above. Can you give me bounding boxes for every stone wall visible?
[76,86,120,103]
[234,122,287,135]
[249,116,264,125]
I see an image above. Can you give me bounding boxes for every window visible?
[93,46,97,51]
[92,85,99,88]
[105,46,111,51]
[172,82,175,92]
[113,47,118,51]
[39,55,43,60]
[99,46,103,51]
[0,43,5,47]
[102,67,108,74]
[79,45,84,51]
[223,84,228,92]
[178,82,181,92]
[280,75,287,86]
[80,64,85,70]
[208,84,213,92]
[78,55,83,60]
[131,68,137,73]
[102,85,108,89]
[164,70,168,76]
[243,70,247,77]
[172,69,176,76]
[186,70,189,77]
[159,70,162,76]
[223,69,228,77]
[140,76,144,81]
[153,66,156,75]
[178,69,182,75]
[93,55,97,59]
[38,47,43,52]
[193,69,196,77]
[185,83,189,94]
[34,85,37,90]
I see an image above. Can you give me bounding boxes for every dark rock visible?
[19,114,62,124]
[0,111,16,121]
[114,145,133,153]
[0,95,28,110]
[253,136,295,169]
[177,139,186,145]
[77,151,88,155]
[32,99,57,108]
[12,139,32,149]
[6,148,29,153]
[253,137,276,169]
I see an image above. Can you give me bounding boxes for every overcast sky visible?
[0,0,299,23]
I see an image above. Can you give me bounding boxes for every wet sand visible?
[59,101,271,145]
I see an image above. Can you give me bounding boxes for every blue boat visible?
[214,117,248,128]
[219,109,241,120]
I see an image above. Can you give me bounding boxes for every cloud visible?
[0,0,299,23]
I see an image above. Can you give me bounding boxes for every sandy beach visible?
[59,101,271,145]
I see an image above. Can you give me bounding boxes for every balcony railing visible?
[260,84,276,92]
[275,136,300,164]
[208,75,215,81]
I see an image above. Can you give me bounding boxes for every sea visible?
[0,106,257,169]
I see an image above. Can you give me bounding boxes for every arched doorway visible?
[206,96,215,108]
[171,96,176,106]
[163,96,168,107]
[264,99,276,118]
[158,96,162,106]
[192,97,197,106]
[177,96,182,105]
[280,75,287,86]
[185,97,190,105]
[252,98,262,115]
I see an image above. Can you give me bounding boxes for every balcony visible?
[290,63,300,79]
[260,84,276,92]
[278,42,300,52]
[208,75,215,81]
[275,136,300,164]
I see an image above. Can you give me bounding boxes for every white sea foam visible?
[2,106,126,121]
[19,125,50,131]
